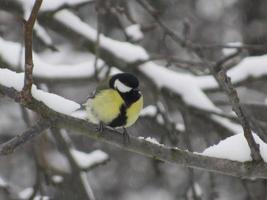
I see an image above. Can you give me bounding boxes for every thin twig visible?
[52,128,96,200]
[21,0,43,100]
[0,120,50,155]
[209,57,262,161]
[135,0,267,51]
[93,2,103,81]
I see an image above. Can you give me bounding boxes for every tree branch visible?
[0,120,50,155]
[1,83,267,179]
[209,59,262,161]
[21,0,42,100]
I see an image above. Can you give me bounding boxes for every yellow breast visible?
[125,96,143,127]
[91,89,124,124]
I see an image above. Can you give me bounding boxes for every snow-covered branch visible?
[1,68,267,179]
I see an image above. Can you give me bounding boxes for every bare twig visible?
[135,0,185,46]
[21,0,42,100]
[0,120,50,155]
[209,58,262,161]
[135,0,267,52]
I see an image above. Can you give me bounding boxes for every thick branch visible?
[1,83,267,179]
[21,0,42,100]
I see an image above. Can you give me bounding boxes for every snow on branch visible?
[54,9,149,63]
[0,69,80,115]
[197,54,267,90]
[70,149,109,171]
[201,133,267,162]
[1,68,267,179]
[0,38,105,80]
[17,0,94,13]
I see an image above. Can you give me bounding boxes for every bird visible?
[84,72,143,142]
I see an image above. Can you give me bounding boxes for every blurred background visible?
[1,0,267,199]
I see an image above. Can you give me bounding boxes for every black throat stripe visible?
[108,104,127,128]
[119,90,141,107]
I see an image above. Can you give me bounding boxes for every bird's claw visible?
[122,127,130,144]
[96,122,104,133]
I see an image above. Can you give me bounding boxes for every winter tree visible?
[1,0,267,199]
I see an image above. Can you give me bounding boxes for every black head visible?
[109,73,139,93]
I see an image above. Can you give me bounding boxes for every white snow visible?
[125,24,144,41]
[0,177,7,187]
[222,42,242,56]
[19,187,34,199]
[0,68,80,115]
[71,110,87,119]
[19,188,50,200]
[17,0,93,14]
[52,175,64,183]
[201,133,267,162]
[139,62,220,112]
[175,123,185,132]
[0,37,104,79]
[54,10,149,63]
[140,105,157,117]
[138,136,164,146]
[197,54,267,90]
[45,150,71,173]
[0,68,24,91]
[70,149,109,169]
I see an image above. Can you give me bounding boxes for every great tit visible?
[85,73,143,138]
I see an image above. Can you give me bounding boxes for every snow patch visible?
[140,105,157,117]
[138,136,164,146]
[201,133,267,162]
[70,149,109,169]
[52,175,64,184]
[125,24,144,41]
[0,69,80,115]
[197,54,267,90]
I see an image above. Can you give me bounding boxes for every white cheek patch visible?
[114,79,132,93]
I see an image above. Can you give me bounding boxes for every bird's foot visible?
[122,127,130,144]
[96,122,104,133]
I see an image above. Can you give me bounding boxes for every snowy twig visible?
[210,57,262,161]
[0,120,50,155]
[21,0,42,101]
[93,2,103,81]
[52,128,96,200]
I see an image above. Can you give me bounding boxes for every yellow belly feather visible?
[91,89,124,124]
[125,96,143,127]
